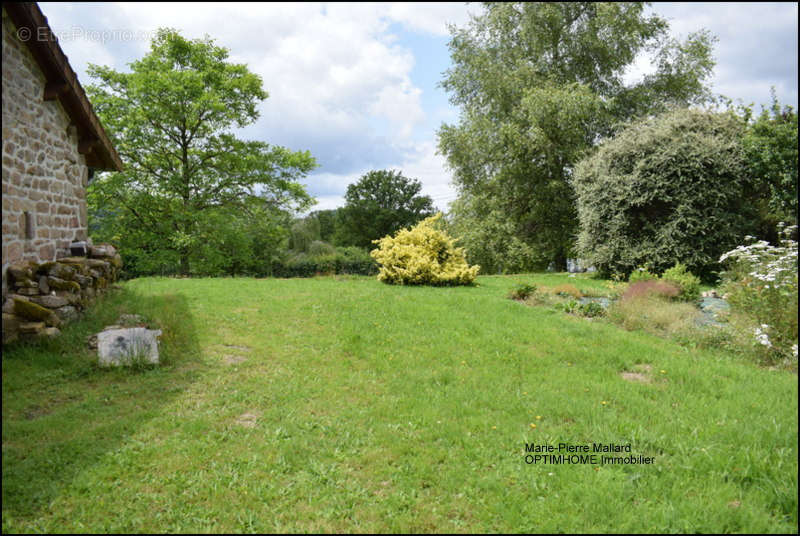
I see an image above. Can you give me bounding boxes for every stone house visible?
[2,2,122,300]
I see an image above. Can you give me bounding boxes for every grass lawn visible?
[2,274,797,533]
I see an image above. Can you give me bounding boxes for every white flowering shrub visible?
[719,223,798,364]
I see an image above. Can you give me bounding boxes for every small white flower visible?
[753,327,772,348]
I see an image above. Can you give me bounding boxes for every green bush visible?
[573,108,758,279]
[307,240,336,258]
[661,263,701,301]
[508,283,537,300]
[577,301,606,318]
[555,299,605,318]
[555,300,580,314]
[629,266,657,283]
[446,196,544,274]
[334,247,379,275]
[741,94,798,227]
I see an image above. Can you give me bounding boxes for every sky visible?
[38,2,799,213]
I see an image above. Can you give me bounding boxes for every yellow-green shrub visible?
[661,263,701,301]
[370,213,480,285]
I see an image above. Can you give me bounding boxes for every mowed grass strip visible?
[2,274,797,533]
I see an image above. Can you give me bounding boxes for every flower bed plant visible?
[719,224,798,364]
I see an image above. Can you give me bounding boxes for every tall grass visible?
[607,294,699,337]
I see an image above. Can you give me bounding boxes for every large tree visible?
[307,209,341,245]
[438,2,717,270]
[335,170,435,249]
[86,29,316,275]
[740,92,798,243]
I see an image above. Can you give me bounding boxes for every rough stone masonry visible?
[2,11,91,296]
[2,243,122,343]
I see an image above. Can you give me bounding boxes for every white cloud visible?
[42,2,444,175]
[56,31,118,76]
[303,140,457,213]
[394,140,456,204]
[385,2,476,36]
[627,3,799,107]
[307,194,346,213]
[109,2,428,148]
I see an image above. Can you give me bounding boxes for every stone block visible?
[12,298,61,327]
[31,295,69,309]
[54,290,81,306]
[37,243,55,261]
[84,258,111,270]
[36,261,57,274]
[6,242,23,264]
[17,287,40,296]
[13,278,37,289]
[38,327,61,338]
[47,262,76,280]
[90,244,116,258]
[74,274,92,288]
[44,312,62,327]
[2,313,22,344]
[13,297,51,321]
[53,305,79,322]
[38,275,50,294]
[84,286,96,299]
[58,256,88,265]
[47,276,80,292]
[19,321,46,334]
[97,328,162,367]
[7,264,33,282]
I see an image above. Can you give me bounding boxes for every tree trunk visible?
[554,252,567,273]
[179,247,190,276]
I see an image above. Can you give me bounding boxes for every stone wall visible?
[2,243,121,344]
[2,10,90,300]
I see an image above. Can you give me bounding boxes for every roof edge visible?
[4,2,123,171]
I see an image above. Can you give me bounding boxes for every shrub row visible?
[272,247,378,278]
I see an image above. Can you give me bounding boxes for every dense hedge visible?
[272,247,378,278]
[117,245,377,279]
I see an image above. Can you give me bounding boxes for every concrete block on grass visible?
[97,327,162,367]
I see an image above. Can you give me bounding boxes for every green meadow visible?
[2,274,797,533]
